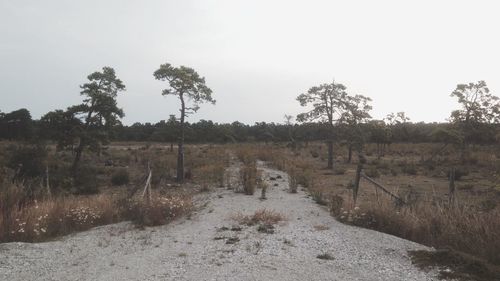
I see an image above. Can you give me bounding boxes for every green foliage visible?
[296,81,347,124]
[42,67,126,171]
[431,128,463,145]
[0,109,33,140]
[450,81,500,150]
[153,63,215,108]
[154,63,215,181]
[7,144,47,180]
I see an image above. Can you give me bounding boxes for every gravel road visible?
[0,162,438,281]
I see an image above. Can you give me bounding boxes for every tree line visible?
[1,64,499,180]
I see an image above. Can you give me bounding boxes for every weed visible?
[317,253,335,260]
[233,209,285,226]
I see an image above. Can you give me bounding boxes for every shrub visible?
[310,150,320,158]
[73,165,99,194]
[333,166,346,175]
[0,189,120,243]
[365,167,380,178]
[111,168,130,186]
[349,197,500,266]
[402,164,418,175]
[390,168,399,176]
[311,190,328,206]
[317,253,335,260]
[7,144,47,180]
[240,158,257,195]
[288,168,298,193]
[126,195,193,227]
[448,167,469,181]
[259,180,268,200]
[233,209,285,226]
[295,168,313,188]
[329,195,344,216]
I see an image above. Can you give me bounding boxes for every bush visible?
[111,168,130,186]
[73,165,99,194]
[311,190,328,206]
[329,195,344,216]
[365,167,380,178]
[126,196,193,227]
[333,166,346,175]
[7,144,47,180]
[448,167,469,181]
[288,168,298,193]
[351,197,500,266]
[0,184,193,242]
[233,209,285,226]
[402,164,418,175]
[240,157,257,195]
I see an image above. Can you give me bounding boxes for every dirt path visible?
[0,162,438,281]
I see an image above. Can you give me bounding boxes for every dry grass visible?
[236,147,258,195]
[0,142,229,243]
[349,196,500,265]
[313,224,330,231]
[0,179,193,243]
[232,208,286,226]
[124,194,193,227]
[238,142,500,267]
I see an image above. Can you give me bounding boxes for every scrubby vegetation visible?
[1,63,500,281]
[238,142,500,270]
[0,142,229,243]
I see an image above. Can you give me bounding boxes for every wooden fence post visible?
[353,163,363,205]
[46,164,51,197]
[448,167,456,205]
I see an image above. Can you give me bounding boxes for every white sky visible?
[1,0,499,125]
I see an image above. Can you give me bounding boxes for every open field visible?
[0,159,440,281]
[1,141,500,280]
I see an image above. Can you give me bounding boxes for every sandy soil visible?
[0,162,438,281]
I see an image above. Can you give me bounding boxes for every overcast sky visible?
[1,0,499,125]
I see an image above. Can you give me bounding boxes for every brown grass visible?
[239,142,500,267]
[232,208,286,226]
[349,196,500,265]
[0,181,193,242]
[0,142,232,243]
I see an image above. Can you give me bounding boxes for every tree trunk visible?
[347,144,353,163]
[176,94,186,182]
[72,140,84,174]
[327,140,334,169]
[72,109,93,174]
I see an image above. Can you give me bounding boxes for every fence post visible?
[46,164,51,197]
[448,167,456,205]
[353,163,363,205]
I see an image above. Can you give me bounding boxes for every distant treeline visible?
[1,108,498,145]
